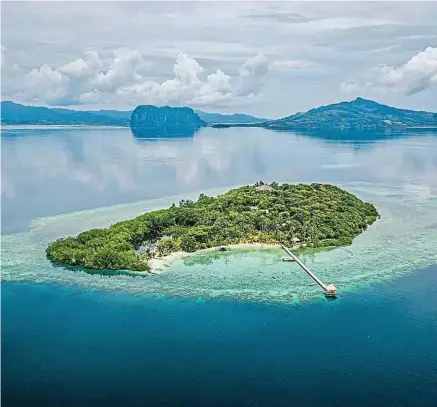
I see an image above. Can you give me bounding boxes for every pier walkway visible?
[279,244,337,297]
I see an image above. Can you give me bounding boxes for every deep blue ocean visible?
[2,125,437,406]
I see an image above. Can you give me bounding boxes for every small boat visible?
[219,246,227,252]
[282,256,295,262]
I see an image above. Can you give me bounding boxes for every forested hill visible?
[1,101,131,125]
[213,98,437,130]
[46,182,379,272]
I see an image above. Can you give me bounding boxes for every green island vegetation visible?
[46,182,379,272]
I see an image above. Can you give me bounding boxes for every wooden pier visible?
[279,244,337,297]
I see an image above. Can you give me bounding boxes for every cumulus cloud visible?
[1,48,269,108]
[340,46,437,95]
[117,53,236,106]
[377,47,437,94]
[23,65,66,103]
[94,49,143,91]
[58,50,102,78]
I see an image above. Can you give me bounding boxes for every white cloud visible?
[2,2,437,115]
[94,49,144,91]
[22,64,67,104]
[2,48,269,108]
[58,51,102,78]
[341,47,437,96]
[377,47,437,94]
[117,53,252,107]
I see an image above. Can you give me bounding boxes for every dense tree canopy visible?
[46,183,379,272]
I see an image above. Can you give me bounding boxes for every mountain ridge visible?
[0,101,267,126]
[195,110,268,124]
[0,101,131,126]
[213,98,437,130]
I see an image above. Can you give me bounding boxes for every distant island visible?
[130,105,269,137]
[0,101,266,127]
[3,98,435,132]
[4,98,434,134]
[212,98,437,130]
[46,182,379,272]
[130,105,206,137]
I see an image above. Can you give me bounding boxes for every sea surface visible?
[2,125,437,406]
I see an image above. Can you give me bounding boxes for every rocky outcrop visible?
[130,105,206,138]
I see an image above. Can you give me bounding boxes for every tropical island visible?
[46,182,379,272]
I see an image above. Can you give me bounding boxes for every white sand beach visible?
[148,243,279,273]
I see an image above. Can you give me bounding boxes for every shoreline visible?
[148,242,287,273]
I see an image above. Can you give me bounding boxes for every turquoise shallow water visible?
[2,126,437,406]
[2,181,437,303]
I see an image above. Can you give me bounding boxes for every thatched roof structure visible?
[325,284,338,296]
[255,184,273,192]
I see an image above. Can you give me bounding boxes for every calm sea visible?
[2,126,437,406]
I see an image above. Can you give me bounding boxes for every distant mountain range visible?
[3,98,436,133]
[213,98,437,130]
[0,101,132,126]
[0,101,266,126]
[195,110,268,124]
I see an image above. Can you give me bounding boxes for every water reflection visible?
[2,126,437,233]
[287,128,437,143]
[130,124,202,138]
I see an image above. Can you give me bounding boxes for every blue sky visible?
[1,1,437,117]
